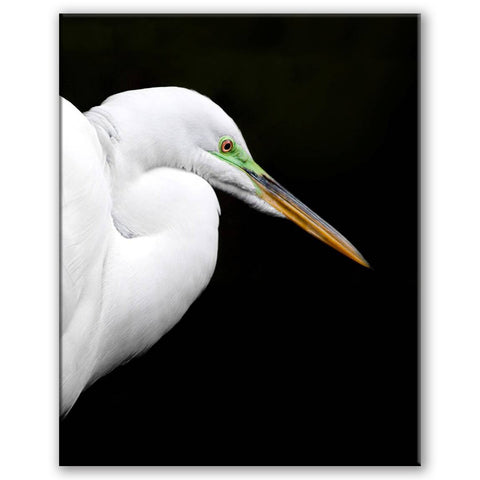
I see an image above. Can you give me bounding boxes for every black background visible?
[60,15,419,466]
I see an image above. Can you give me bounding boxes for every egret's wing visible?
[61,98,112,333]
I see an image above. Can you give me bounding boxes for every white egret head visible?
[89,87,369,267]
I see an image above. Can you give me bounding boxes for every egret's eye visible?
[221,138,234,153]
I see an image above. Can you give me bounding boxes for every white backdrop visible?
[0,1,479,478]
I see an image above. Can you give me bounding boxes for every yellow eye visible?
[221,138,234,153]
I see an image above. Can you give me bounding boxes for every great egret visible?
[61,87,368,414]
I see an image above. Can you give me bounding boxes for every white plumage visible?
[61,87,367,414]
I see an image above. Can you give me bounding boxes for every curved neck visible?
[85,90,199,176]
[110,167,220,239]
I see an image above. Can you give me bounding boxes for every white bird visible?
[61,87,368,414]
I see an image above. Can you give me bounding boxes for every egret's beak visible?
[245,169,370,268]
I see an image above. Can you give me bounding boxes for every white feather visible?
[61,88,277,414]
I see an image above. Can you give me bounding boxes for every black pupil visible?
[224,142,231,151]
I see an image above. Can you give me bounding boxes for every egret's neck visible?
[86,100,206,197]
[86,103,201,237]
[108,166,220,242]
[85,105,161,182]
[85,90,204,177]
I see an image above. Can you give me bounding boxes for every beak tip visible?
[357,256,371,269]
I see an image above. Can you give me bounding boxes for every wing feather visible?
[61,98,111,342]
[61,98,115,412]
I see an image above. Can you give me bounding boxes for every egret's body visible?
[61,87,368,414]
